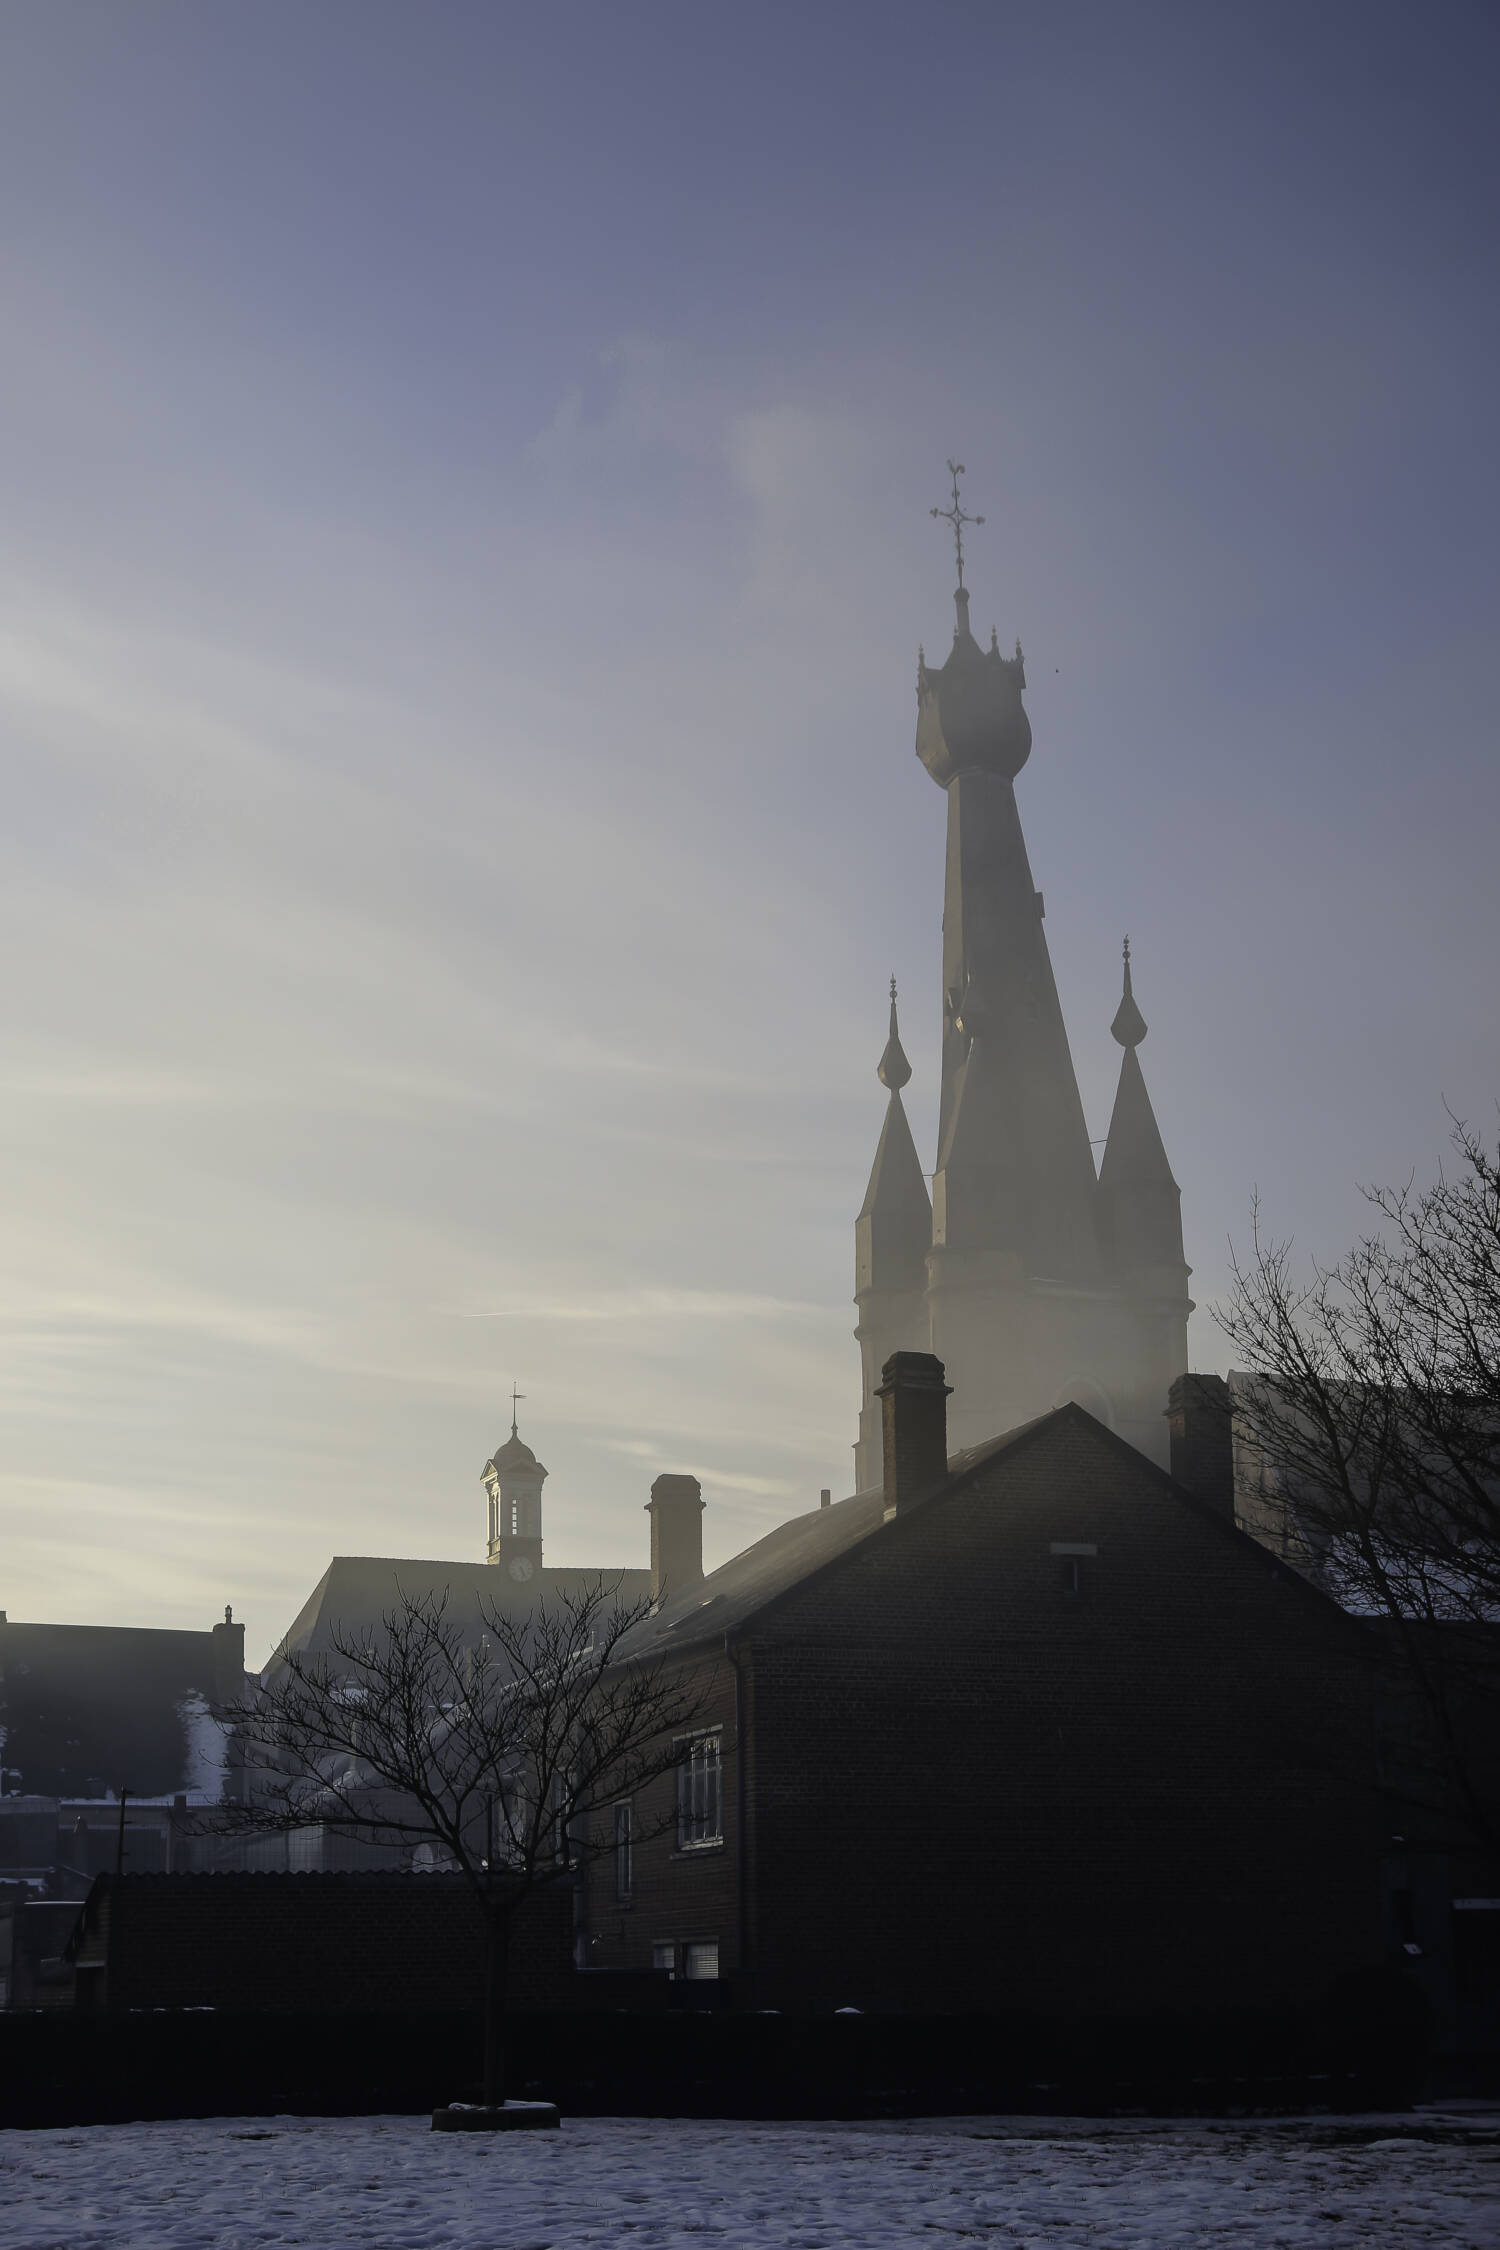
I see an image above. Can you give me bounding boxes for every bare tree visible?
[217,1579,705,2108]
[1216,1115,1500,1848]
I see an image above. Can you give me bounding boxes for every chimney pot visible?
[876,1351,952,1514]
[647,1474,705,1603]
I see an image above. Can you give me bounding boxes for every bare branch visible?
[1215,1115,1500,1848]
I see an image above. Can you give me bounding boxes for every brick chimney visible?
[211,1606,246,1702]
[877,1351,952,1514]
[647,1474,705,1603]
[1168,1374,1236,1522]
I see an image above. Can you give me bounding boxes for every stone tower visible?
[482,1410,547,1584]
[852,485,1192,1484]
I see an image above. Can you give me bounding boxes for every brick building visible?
[0,1609,246,1803]
[583,1355,1387,2018]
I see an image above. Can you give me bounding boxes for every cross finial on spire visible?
[878,976,912,1092]
[930,459,984,591]
[509,1383,525,1439]
[1111,935,1148,1049]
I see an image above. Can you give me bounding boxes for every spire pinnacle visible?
[1111,936,1148,1049]
[929,459,984,626]
[877,977,912,1091]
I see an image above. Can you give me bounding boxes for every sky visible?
[1,0,1497,1662]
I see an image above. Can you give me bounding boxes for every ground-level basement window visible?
[683,1940,720,1981]
[677,1730,723,1849]
[651,1941,677,1975]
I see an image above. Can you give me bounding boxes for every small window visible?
[677,1731,723,1850]
[683,1940,720,1981]
[1050,1541,1097,1595]
[651,1940,677,1976]
[612,1800,633,1902]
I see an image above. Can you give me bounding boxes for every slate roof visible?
[623,1414,1058,1663]
[623,1403,1355,1666]
[268,1555,653,1675]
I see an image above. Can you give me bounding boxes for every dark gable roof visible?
[624,1413,1060,1661]
[626,1403,1357,1664]
[269,1556,653,1674]
[0,1621,235,1800]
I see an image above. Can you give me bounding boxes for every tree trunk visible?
[481,1906,511,2109]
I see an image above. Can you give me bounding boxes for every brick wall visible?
[597,1411,1387,2019]
[73,1871,574,2014]
[579,1657,741,1986]
[743,1413,1383,2015]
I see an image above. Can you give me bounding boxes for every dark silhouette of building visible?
[585,1353,1385,2019]
[0,1609,245,1802]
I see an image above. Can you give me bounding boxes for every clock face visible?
[507,1555,535,1583]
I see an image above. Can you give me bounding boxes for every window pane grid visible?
[677,1733,723,1849]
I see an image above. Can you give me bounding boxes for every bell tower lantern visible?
[482,1389,547,1584]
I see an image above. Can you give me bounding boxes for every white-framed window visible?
[651,1940,677,1976]
[683,1939,720,1981]
[676,1730,723,1850]
[612,1799,633,1902]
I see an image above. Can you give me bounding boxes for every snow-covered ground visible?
[1,2111,1496,2249]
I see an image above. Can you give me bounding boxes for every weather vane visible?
[930,459,984,589]
[509,1383,525,1438]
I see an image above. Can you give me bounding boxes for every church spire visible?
[877,975,911,1091]
[857,980,931,1291]
[855,475,1192,1473]
[853,980,932,1490]
[917,465,1099,1284]
[1111,935,1148,1050]
[1098,939,1186,1277]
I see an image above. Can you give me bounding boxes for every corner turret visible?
[1097,939,1185,1275]
[1093,940,1195,1465]
[853,981,933,1491]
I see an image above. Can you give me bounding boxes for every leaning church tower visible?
[853,466,1192,1484]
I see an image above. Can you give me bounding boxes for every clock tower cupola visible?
[482,1390,546,1581]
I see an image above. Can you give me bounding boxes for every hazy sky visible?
[3,1,1497,1661]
